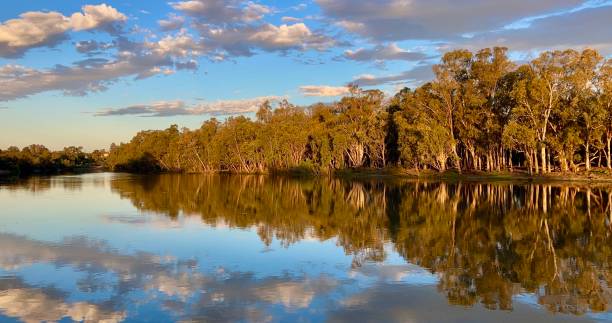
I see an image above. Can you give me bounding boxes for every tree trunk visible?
[585,142,591,172]
[469,148,477,171]
[509,150,513,172]
[607,137,611,169]
[533,149,539,174]
[540,145,547,174]
[548,150,553,173]
[527,151,532,174]
[598,151,602,167]
[560,155,568,172]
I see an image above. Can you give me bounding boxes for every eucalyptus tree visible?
[569,49,605,171]
[598,59,612,168]
[398,83,458,171]
[510,52,567,173]
[96,47,612,175]
[429,50,474,171]
[258,100,310,169]
[465,47,514,171]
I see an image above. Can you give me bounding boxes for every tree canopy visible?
[100,48,612,175]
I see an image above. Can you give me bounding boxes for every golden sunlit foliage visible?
[101,48,612,175]
[0,145,105,176]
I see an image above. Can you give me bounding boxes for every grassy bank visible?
[333,167,612,183]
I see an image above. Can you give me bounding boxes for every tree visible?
[598,59,612,168]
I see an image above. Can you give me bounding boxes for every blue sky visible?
[1,0,611,150]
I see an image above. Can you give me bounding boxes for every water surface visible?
[0,173,611,322]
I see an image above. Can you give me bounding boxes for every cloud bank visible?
[95,96,283,117]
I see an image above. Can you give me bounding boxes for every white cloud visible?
[75,40,114,54]
[243,2,273,22]
[69,4,127,31]
[171,0,271,23]
[168,0,332,58]
[147,33,204,57]
[317,0,584,41]
[0,26,210,101]
[200,23,335,57]
[0,12,70,58]
[96,96,283,117]
[0,4,127,58]
[454,6,612,54]
[0,52,174,101]
[352,65,434,87]
[158,14,185,31]
[249,23,324,50]
[344,43,428,62]
[300,85,350,97]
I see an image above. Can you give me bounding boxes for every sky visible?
[1,0,611,151]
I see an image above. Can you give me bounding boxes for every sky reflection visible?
[0,173,610,322]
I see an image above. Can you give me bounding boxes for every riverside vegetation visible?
[2,47,612,178]
[0,145,106,176]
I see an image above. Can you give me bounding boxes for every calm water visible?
[0,173,611,323]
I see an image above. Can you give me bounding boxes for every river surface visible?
[0,173,611,322]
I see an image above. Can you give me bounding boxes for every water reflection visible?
[0,232,341,322]
[0,276,125,323]
[110,175,612,315]
[0,174,611,322]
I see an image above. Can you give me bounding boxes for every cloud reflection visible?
[0,233,342,322]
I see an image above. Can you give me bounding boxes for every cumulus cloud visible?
[198,22,334,57]
[95,96,283,117]
[0,12,70,58]
[300,85,350,97]
[0,4,126,58]
[352,64,434,87]
[175,59,199,70]
[455,5,612,54]
[147,33,205,57]
[0,29,212,101]
[247,23,331,51]
[317,0,584,41]
[167,0,333,58]
[74,40,114,55]
[158,14,186,31]
[171,0,271,23]
[69,4,127,31]
[0,53,174,101]
[344,43,428,62]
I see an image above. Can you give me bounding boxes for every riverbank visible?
[6,166,612,184]
[333,167,612,183]
[0,165,105,181]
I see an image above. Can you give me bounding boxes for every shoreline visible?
[333,168,612,183]
[6,167,612,185]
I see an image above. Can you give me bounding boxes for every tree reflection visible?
[111,175,612,314]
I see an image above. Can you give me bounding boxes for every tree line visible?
[0,145,106,176]
[106,47,612,175]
